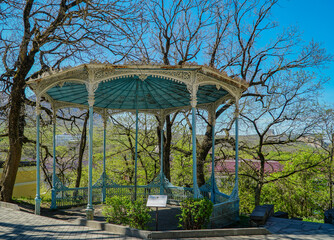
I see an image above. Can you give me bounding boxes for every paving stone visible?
[4,206,334,240]
[301,223,321,230]
[273,211,289,219]
[266,225,284,233]
[320,223,334,230]
[0,207,133,240]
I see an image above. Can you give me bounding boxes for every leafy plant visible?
[102,196,151,229]
[128,199,152,229]
[102,196,130,225]
[178,198,213,230]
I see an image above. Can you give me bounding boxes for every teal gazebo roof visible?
[27,64,248,112]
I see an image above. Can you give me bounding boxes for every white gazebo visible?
[27,64,248,225]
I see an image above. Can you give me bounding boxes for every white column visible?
[35,97,41,215]
[102,114,107,202]
[159,113,165,195]
[85,73,98,220]
[210,108,216,203]
[51,109,57,209]
[188,82,200,198]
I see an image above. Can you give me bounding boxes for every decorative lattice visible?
[52,171,239,226]
[54,175,67,191]
[93,172,119,188]
[200,173,239,226]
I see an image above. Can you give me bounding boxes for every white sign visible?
[146,195,167,208]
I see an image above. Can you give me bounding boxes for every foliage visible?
[261,152,328,219]
[234,149,328,220]
[102,196,151,230]
[170,134,193,187]
[102,196,129,225]
[127,199,152,230]
[178,198,213,230]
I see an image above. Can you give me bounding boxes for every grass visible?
[303,217,324,223]
[13,194,51,208]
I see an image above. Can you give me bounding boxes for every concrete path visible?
[0,207,138,240]
[263,216,334,239]
[2,206,334,239]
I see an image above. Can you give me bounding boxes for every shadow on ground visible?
[15,201,181,231]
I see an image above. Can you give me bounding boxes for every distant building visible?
[55,133,80,146]
[210,159,284,175]
[0,161,36,198]
[297,134,325,148]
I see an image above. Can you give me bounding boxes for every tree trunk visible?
[157,115,172,181]
[196,110,215,187]
[197,127,213,187]
[164,115,172,181]
[254,182,263,206]
[255,149,265,206]
[75,111,89,188]
[0,77,26,202]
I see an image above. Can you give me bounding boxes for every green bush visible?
[127,199,152,229]
[102,196,130,225]
[178,198,213,230]
[102,196,151,229]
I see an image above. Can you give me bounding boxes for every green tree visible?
[238,70,325,205]
[315,107,334,209]
[261,151,328,219]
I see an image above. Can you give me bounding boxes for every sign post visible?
[146,195,167,231]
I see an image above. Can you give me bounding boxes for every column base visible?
[193,185,202,199]
[50,189,57,209]
[35,197,41,215]
[86,208,94,220]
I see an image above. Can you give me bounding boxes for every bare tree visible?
[139,0,331,188]
[143,0,217,181]
[238,70,326,205]
[195,0,332,187]
[0,0,142,202]
[110,113,159,184]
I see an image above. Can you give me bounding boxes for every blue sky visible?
[272,0,334,104]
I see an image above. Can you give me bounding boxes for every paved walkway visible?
[264,216,334,239]
[2,207,334,239]
[0,207,138,240]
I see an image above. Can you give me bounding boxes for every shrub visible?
[178,198,213,230]
[128,199,152,229]
[102,196,151,229]
[102,196,130,225]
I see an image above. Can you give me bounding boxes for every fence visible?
[53,173,239,226]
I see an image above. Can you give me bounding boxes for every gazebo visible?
[27,64,248,225]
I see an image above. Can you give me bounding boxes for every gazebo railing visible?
[53,173,239,227]
[53,174,194,208]
[210,199,239,227]
[200,179,239,227]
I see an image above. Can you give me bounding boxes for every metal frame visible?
[29,64,246,225]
